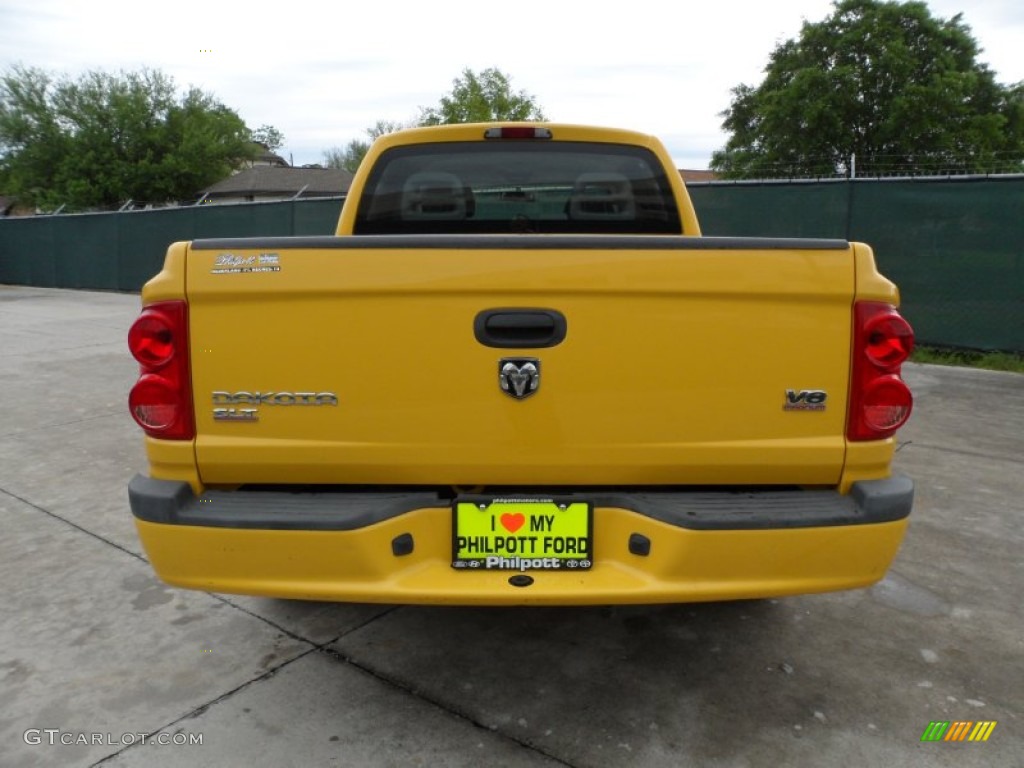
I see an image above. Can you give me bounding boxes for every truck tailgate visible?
[186,235,854,487]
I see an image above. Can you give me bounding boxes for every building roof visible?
[202,167,354,198]
[680,169,719,183]
[251,145,289,167]
[200,167,713,201]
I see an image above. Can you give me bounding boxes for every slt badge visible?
[212,390,338,422]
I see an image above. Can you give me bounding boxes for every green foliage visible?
[322,139,369,173]
[912,346,1024,373]
[710,0,1024,178]
[323,69,544,173]
[0,65,256,209]
[251,124,285,151]
[322,120,409,173]
[419,67,546,125]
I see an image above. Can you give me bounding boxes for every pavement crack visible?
[207,594,319,645]
[320,646,577,767]
[89,647,319,767]
[0,486,148,564]
[902,442,1023,464]
[327,605,403,644]
[0,409,125,439]
[209,598,402,647]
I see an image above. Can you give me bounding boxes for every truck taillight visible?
[483,126,553,140]
[128,301,194,440]
[128,309,175,367]
[848,302,914,441]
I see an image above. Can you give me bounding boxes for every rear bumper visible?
[129,475,913,605]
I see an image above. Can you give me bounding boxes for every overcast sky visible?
[1,0,1022,169]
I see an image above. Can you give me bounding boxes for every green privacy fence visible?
[689,177,1023,352]
[0,197,344,292]
[1,180,1021,350]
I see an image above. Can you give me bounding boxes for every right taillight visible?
[128,301,194,440]
[848,302,914,441]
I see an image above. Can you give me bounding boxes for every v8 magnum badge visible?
[784,389,828,411]
[499,358,540,400]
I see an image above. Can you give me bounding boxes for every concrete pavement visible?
[1,286,1020,767]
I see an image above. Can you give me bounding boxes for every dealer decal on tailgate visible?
[452,498,593,571]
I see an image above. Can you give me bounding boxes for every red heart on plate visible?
[500,512,526,534]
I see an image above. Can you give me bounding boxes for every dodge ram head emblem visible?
[499,359,540,400]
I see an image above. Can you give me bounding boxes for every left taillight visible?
[128,301,194,440]
[847,302,914,441]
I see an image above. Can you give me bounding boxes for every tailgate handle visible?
[474,309,567,348]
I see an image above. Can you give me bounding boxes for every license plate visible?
[452,497,592,571]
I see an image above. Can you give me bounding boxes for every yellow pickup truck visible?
[127,123,915,605]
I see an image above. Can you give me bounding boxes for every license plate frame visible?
[451,497,593,571]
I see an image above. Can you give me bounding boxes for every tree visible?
[0,65,257,209]
[322,139,369,173]
[324,67,546,172]
[251,124,285,151]
[419,67,546,125]
[322,120,409,173]
[710,0,1024,178]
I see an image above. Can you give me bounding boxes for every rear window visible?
[354,141,682,235]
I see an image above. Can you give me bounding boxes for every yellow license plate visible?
[452,497,593,571]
